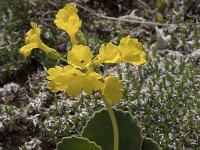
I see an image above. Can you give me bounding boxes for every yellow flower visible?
[67,45,92,69]
[47,65,85,96]
[54,3,82,45]
[47,66,63,80]
[97,42,120,64]
[83,72,104,94]
[102,76,123,106]
[118,35,146,65]
[20,22,58,58]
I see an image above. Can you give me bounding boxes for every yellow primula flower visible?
[83,72,104,94]
[20,22,59,58]
[54,3,82,45]
[102,76,123,106]
[97,42,120,64]
[47,66,104,96]
[47,65,85,96]
[47,66,63,80]
[67,45,92,69]
[118,35,146,65]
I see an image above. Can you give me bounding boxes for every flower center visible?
[80,60,84,63]
[73,73,78,77]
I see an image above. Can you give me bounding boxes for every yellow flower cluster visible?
[47,64,121,105]
[20,3,146,106]
[46,43,123,105]
[96,36,146,66]
[47,66,102,95]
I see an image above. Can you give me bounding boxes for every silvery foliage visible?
[0,82,20,96]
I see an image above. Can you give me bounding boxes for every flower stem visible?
[104,102,119,150]
[60,57,68,63]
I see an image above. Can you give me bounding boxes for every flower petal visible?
[47,80,60,92]
[25,22,41,44]
[129,51,146,66]
[83,72,104,94]
[47,66,63,80]
[102,76,123,106]
[20,43,38,57]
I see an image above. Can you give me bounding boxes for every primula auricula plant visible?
[20,3,150,150]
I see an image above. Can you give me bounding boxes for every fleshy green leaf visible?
[82,109,143,150]
[57,136,102,150]
[142,137,161,150]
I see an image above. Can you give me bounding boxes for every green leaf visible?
[156,13,164,23]
[142,137,161,150]
[82,109,143,150]
[156,0,166,14]
[57,136,102,150]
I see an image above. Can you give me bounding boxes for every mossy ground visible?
[0,0,199,149]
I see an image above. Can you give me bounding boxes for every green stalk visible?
[104,101,119,150]
[60,57,68,63]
